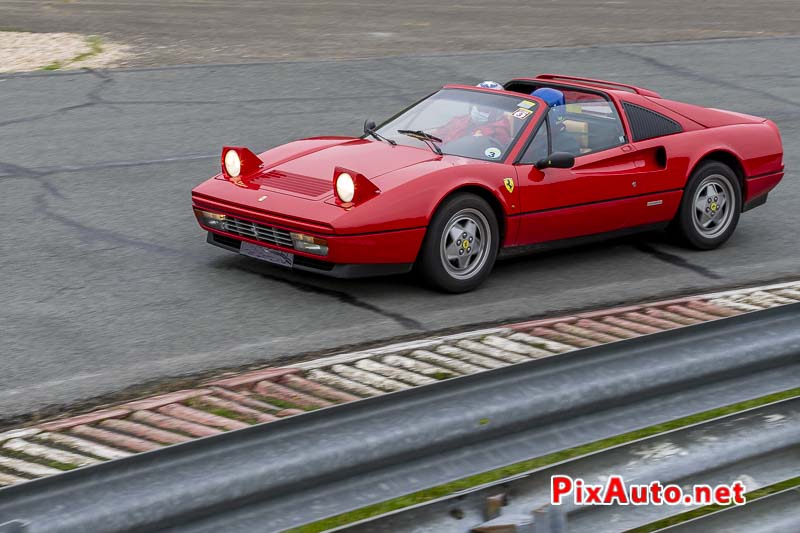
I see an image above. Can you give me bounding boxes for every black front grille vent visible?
[220,216,294,249]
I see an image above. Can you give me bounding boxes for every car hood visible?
[251,137,441,200]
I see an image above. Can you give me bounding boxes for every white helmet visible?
[476,80,503,90]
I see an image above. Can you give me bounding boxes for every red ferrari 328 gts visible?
[192,74,784,292]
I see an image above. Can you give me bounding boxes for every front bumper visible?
[194,204,424,278]
[206,232,414,278]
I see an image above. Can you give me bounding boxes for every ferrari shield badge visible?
[504,178,515,194]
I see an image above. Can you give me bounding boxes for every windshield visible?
[376,88,539,162]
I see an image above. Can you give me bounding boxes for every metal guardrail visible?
[662,487,800,532]
[344,397,800,532]
[0,304,798,532]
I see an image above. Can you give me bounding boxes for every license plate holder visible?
[240,241,294,268]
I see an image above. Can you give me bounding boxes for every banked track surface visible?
[0,303,798,532]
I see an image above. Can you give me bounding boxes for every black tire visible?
[671,161,742,250]
[417,193,500,293]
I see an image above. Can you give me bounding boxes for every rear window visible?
[622,102,683,141]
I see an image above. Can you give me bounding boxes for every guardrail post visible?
[533,505,567,533]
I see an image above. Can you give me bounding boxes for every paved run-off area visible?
[1,36,799,420]
[0,281,798,488]
[2,0,800,67]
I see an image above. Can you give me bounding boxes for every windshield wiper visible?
[363,120,397,146]
[397,130,443,155]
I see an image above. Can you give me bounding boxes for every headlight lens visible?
[224,149,242,178]
[194,208,226,230]
[335,172,355,203]
[290,232,329,256]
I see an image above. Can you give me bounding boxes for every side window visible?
[520,120,549,164]
[557,90,626,155]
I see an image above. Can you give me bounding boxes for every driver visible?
[530,87,581,155]
[430,81,513,145]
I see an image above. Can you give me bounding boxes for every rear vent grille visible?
[622,102,683,142]
[260,170,331,198]
[221,216,294,248]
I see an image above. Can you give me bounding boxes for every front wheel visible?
[671,161,742,250]
[417,193,499,293]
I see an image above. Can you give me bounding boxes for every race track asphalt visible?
[1,37,798,420]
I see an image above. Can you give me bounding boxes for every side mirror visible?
[535,152,575,170]
[364,120,377,134]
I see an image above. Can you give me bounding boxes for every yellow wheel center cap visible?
[462,240,470,249]
[711,203,718,212]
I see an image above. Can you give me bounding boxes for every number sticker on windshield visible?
[485,147,502,159]
[512,108,533,119]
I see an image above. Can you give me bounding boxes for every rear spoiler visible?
[536,74,662,98]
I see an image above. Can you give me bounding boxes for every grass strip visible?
[628,476,800,532]
[40,61,63,71]
[254,396,315,412]
[185,398,256,424]
[40,35,103,71]
[288,386,800,533]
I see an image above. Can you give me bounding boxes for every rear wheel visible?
[672,161,741,250]
[418,193,499,293]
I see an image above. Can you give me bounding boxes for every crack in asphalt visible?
[0,68,113,128]
[37,153,217,175]
[615,48,800,110]
[0,161,66,198]
[33,192,191,257]
[34,285,87,304]
[0,66,418,128]
[0,153,216,179]
[0,109,68,128]
[231,264,426,331]
[634,243,723,280]
[0,161,46,178]
[97,91,421,107]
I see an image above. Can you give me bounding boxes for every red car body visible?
[192,74,784,282]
